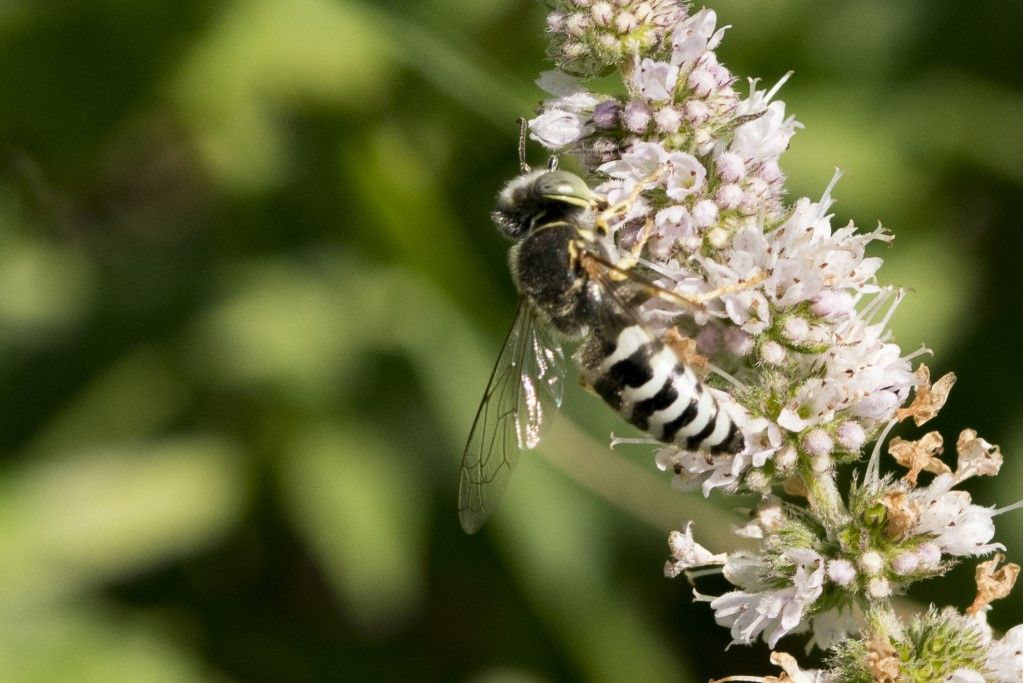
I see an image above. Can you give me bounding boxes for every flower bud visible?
[827,558,856,586]
[622,100,651,133]
[802,429,833,458]
[593,100,621,129]
[891,552,919,575]
[859,550,884,576]
[836,421,866,451]
[761,340,785,365]
[687,65,716,97]
[565,12,589,37]
[758,158,783,184]
[615,11,638,33]
[691,199,718,228]
[916,542,942,569]
[782,316,810,343]
[591,2,614,26]
[723,327,754,356]
[634,2,654,22]
[715,152,745,182]
[774,444,798,471]
[746,468,770,492]
[683,99,710,125]
[654,106,682,133]
[715,183,743,209]
[696,325,722,354]
[707,226,729,248]
[852,391,900,420]
[866,577,892,599]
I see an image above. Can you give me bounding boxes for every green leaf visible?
[279,424,428,634]
[0,603,227,683]
[0,436,246,608]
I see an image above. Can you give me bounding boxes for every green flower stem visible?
[800,459,849,531]
[866,600,902,641]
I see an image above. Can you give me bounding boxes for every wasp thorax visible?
[492,170,594,238]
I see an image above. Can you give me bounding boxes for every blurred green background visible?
[0,1,1018,681]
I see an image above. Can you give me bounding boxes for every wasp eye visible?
[535,171,592,206]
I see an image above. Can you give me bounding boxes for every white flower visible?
[649,205,696,258]
[527,71,602,149]
[527,3,1019,681]
[536,70,602,109]
[722,551,765,588]
[811,289,855,319]
[664,151,706,200]
[910,473,1004,557]
[704,548,825,647]
[632,57,679,102]
[731,99,798,160]
[658,440,749,495]
[598,140,666,180]
[529,108,593,148]
[734,498,785,539]
[664,521,728,577]
[671,9,723,69]
[985,624,1023,683]
[809,606,858,650]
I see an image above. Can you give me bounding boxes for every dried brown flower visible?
[967,553,1021,615]
[895,365,956,426]
[888,431,950,486]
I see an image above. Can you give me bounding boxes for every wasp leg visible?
[630,217,653,259]
[594,166,666,235]
[667,270,770,308]
[604,217,653,277]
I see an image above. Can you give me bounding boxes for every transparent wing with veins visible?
[458,301,564,534]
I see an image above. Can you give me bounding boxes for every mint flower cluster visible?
[526,2,1021,680]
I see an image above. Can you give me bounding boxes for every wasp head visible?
[492,170,593,239]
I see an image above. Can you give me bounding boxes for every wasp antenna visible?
[547,155,559,171]
[517,118,530,172]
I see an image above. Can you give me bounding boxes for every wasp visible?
[459,133,747,533]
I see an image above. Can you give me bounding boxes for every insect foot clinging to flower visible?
[467,1,1021,680]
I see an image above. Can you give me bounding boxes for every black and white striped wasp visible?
[458,129,750,533]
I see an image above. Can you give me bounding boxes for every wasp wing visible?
[577,250,666,332]
[526,315,565,409]
[458,301,565,534]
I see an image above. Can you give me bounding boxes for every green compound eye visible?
[534,171,593,207]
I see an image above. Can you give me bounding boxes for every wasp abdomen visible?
[583,324,744,454]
